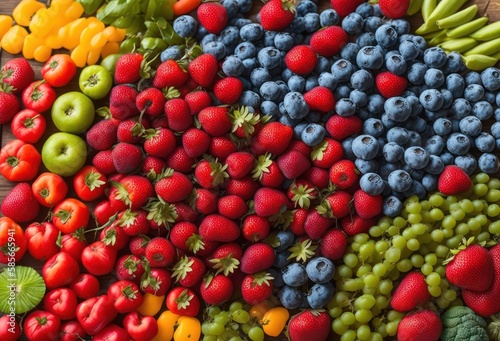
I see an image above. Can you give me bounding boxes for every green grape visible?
[476,214,488,225]
[475,173,490,183]
[406,238,420,251]
[388,268,400,281]
[359,243,375,261]
[472,199,485,212]
[488,178,500,189]
[419,244,431,256]
[428,285,442,297]
[229,302,243,313]
[357,325,371,340]
[426,272,441,287]
[447,195,458,203]
[371,317,382,328]
[396,259,412,273]
[354,294,376,310]
[203,335,217,341]
[419,232,432,244]
[393,235,407,249]
[430,229,444,243]
[436,297,449,309]
[210,322,226,336]
[229,322,239,331]
[340,312,356,326]
[375,295,389,310]
[354,233,370,244]
[363,274,380,288]
[446,235,463,249]
[355,309,373,323]
[455,223,470,236]
[477,231,491,243]
[387,225,399,236]
[228,337,244,341]
[334,291,351,308]
[385,321,399,336]
[372,263,387,277]
[385,248,401,263]
[378,279,393,295]
[344,278,364,292]
[411,254,424,268]
[421,263,433,276]
[208,306,222,318]
[343,253,359,268]
[474,183,489,196]
[420,200,431,211]
[383,260,395,272]
[340,330,357,341]
[362,286,377,296]
[443,289,457,302]
[442,215,456,229]
[468,217,481,231]
[449,297,464,308]
[451,208,465,221]
[429,208,444,221]
[407,213,422,224]
[248,326,264,341]
[459,199,474,213]
[369,225,383,237]
[442,227,454,238]
[486,189,500,202]
[429,194,444,206]
[202,322,212,336]
[231,309,250,324]
[435,244,449,258]
[380,216,393,226]
[489,220,500,234]
[375,323,388,337]
[434,265,446,278]
[214,311,230,326]
[402,228,416,240]
[407,195,420,203]
[351,242,361,252]
[357,264,372,278]
[393,216,406,228]
[387,310,404,321]
[338,265,353,279]
[421,211,434,223]
[375,240,389,253]
[369,332,384,341]
[241,323,252,335]
[424,253,437,266]
[330,306,343,318]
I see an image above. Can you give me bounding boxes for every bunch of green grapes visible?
[202,302,266,341]
[328,173,500,341]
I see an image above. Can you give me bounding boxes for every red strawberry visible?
[172,256,206,287]
[164,98,193,132]
[191,188,218,215]
[242,214,270,242]
[182,128,211,158]
[218,195,247,220]
[111,142,143,174]
[253,187,290,217]
[86,119,117,151]
[240,243,275,274]
[144,237,176,267]
[114,53,146,84]
[194,159,229,189]
[199,214,240,242]
[310,26,349,57]
[109,175,154,211]
[109,85,139,120]
[136,87,165,117]
[288,140,313,157]
[303,166,330,190]
[117,116,148,144]
[287,179,317,209]
[172,202,197,223]
[154,169,193,203]
[230,106,264,139]
[185,90,212,114]
[277,150,311,180]
[289,208,307,235]
[170,222,204,253]
[213,77,243,104]
[153,60,189,89]
[324,190,352,219]
[259,0,296,32]
[225,176,260,200]
[1,58,35,94]
[93,150,116,175]
[209,135,238,161]
[329,159,359,189]
[397,309,442,341]
[311,138,343,169]
[285,45,318,75]
[391,271,431,312]
[188,54,219,88]
[304,206,333,240]
[325,114,362,141]
[166,147,196,173]
[303,86,336,112]
[438,165,472,195]
[141,156,166,179]
[200,274,234,305]
[198,106,232,136]
[197,2,228,34]
[142,127,176,159]
[1,182,40,222]
[252,122,293,156]
[241,272,273,305]
[0,91,20,124]
[379,0,411,19]
[141,267,172,296]
[353,189,383,219]
[225,151,255,179]
[320,228,347,261]
[329,0,365,17]
[445,244,494,292]
[115,254,145,284]
[288,309,330,341]
[340,214,378,236]
[375,71,408,98]
[115,209,149,236]
[129,235,150,258]
[208,242,243,275]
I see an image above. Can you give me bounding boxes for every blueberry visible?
[268,267,284,288]
[335,84,352,100]
[359,172,385,195]
[304,13,321,32]
[472,101,493,121]
[383,142,404,162]
[475,132,495,153]
[350,70,374,92]
[440,89,454,109]
[464,71,482,86]
[306,257,335,284]
[301,123,326,146]
[356,32,377,48]
[280,114,298,127]
[440,151,455,166]
[481,67,500,91]
[342,12,364,35]
[385,126,410,146]
[446,73,465,98]
[257,47,282,69]
[296,0,318,16]
[273,32,294,51]
[424,154,445,175]
[406,131,422,147]
[378,161,400,180]
[421,173,437,192]
[356,2,374,18]
[273,250,292,268]
[239,23,264,41]
[478,153,500,174]
[366,94,385,114]
[336,98,357,117]
[383,195,403,217]
[260,81,280,101]
[423,47,447,68]
[450,98,472,119]
[424,68,445,89]
[230,17,253,28]
[442,52,463,75]
[203,41,227,60]
[331,59,356,83]
[446,133,470,155]
[464,84,485,102]
[341,43,361,64]
[282,263,308,287]
[234,42,256,60]
[221,0,239,18]
[388,170,413,192]
[381,113,398,129]
[160,45,183,62]
[361,118,383,138]
[293,122,308,138]
[307,282,335,309]
[412,35,427,55]
[404,146,429,170]
[239,90,261,108]
[218,26,240,46]
[482,91,495,104]
[363,16,383,33]
[459,116,482,137]
[495,108,500,122]
[279,286,303,309]
[384,97,412,122]
[260,100,279,118]
[375,24,398,48]
[320,9,340,26]
[491,122,500,139]
[402,180,426,200]
[287,75,305,93]
[385,54,407,75]
[250,67,271,87]
[284,92,309,120]
[352,135,379,160]
[399,39,419,61]
[173,15,198,37]
[454,154,477,175]
[356,46,384,70]
[342,137,356,160]
[407,62,428,85]
[355,158,378,175]
[391,19,411,36]
[419,89,443,111]
[306,111,322,123]
[433,118,452,136]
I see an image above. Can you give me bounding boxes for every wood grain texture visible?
[1,0,500,340]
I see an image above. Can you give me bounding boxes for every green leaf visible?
[77,0,105,15]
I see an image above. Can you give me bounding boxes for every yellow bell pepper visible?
[12,0,45,27]
[173,316,201,341]
[261,307,290,337]
[136,293,165,317]
[151,310,180,341]
[1,25,28,54]
[249,300,271,321]
[0,15,13,42]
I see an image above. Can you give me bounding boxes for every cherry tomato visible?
[107,280,144,314]
[0,312,21,341]
[24,222,59,260]
[59,229,86,262]
[41,54,77,87]
[123,312,158,341]
[69,273,100,300]
[73,165,108,202]
[11,108,46,144]
[58,320,87,341]
[43,288,78,320]
[166,287,200,317]
[0,139,41,182]
[21,80,57,113]
[81,240,117,276]
[42,252,80,290]
[52,198,90,234]
[92,324,131,341]
[31,172,68,207]
[0,217,26,264]
[23,310,61,341]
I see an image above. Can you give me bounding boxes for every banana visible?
[439,38,478,53]
[428,30,449,46]
[470,21,500,41]
[423,29,447,40]
[407,0,424,16]
[415,21,441,35]
[464,37,500,56]
[436,5,478,29]
[421,0,437,22]
[446,17,489,39]
[426,0,469,26]
[462,54,498,71]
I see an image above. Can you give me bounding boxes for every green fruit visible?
[0,266,45,314]
[42,132,87,177]
[51,91,95,134]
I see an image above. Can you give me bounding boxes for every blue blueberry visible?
[385,53,407,75]
[478,153,500,174]
[259,81,280,101]
[301,123,326,146]
[356,2,374,18]
[421,173,437,192]
[234,42,256,60]
[335,84,352,100]
[230,17,253,28]
[472,101,493,120]
[239,90,261,108]
[305,75,319,91]
[419,89,443,111]
[424,68,445,88]
[284,92,309,120]
[335,98,357,117]
[307,282,335,309]
[464,71,482,86]
[218,26,240,46]
[342,12,364,35]
[391,19,411,36]
[446,133,470,155]
[350,69,374,92]
[356,32,377,48]
[491,122,500,139]
[481,67,500,91]
[173,15,198,37]
[432,118,452,136]
[406,130,423,147]
[495,108,500,121]
[442,52,463,75]
[446,73,465,98]
[398,39,419,61]
[280,114,298,128]
[383,195,403,217]
[363,16,383,33]
[268,267,284,288]
[459,116,482,137]
[282,263,308,287]
[331,59,356,83]
[424,155,444,175]
[366,94,385,114]
[482,91,495,104]
[250,67,271,87]
[404,146,429,169]
[239,23,264,41]
[273,250,291,268]
[362,118,383,138]
[450,98,472,119]
[407,62,428,85]
[475,132,495,153]
[160,45,183,62]
[305,111,322,124]
[355,159,378,174]
[440,89,454,109]
[296,0,317,16]
[352,135,379,160]
[464,84,485,102]
[222,55,244,76]
[342,137,356,161]
[384,97,411,122]
[320,9,340,26]
[306,257,335,284]
[341,43,361,63]
[274,32,294,51]
[360,172,385,195]
[257,47,282,69]
[221,0,239,18]
[386,127,409,145]
[378,161,399,179]
[293,122,308,138]
[388,170,413,192]
[454,154,477,175]
[383,142,404,163]
[260,100,279,118]
[304,13,321,32]
[202,41,227,60]
[375,24,398,48]
[402,180,426,200]
[423,47,447,68]
[356,46,384,70]
[287,75,305,93]
[279,286,303,309]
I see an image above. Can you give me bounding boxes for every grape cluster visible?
[328,172,500,341]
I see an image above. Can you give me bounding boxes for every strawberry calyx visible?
[311,139,328,161]
[230,106,262,138]
[96,106,112,119]
[162,86,181,99]
[122,285,139,299]
[443,236,475,265]
[101,226,118,246]
[269,209,294,229]
[144,196,179,229]
[123,255,142,275]
[111,180,133,207]
[251,153,273,181]
[251,271,274,288]
[141,265,162,293]
[116,209,138,228]
[290,182,316,209]
[203,273,215,289]
[280,0,296,13]
[186,233,205,254]
[85,170,106,191]
[316,200,334,218]
[175,289,194,310]
[172,256,194,282]
[208,159,229,187]
[209,254,240,276]
[488,315,500,340]
[287,239,318,263]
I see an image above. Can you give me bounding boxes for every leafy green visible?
[76,0,104,15]
[441,306,489,341]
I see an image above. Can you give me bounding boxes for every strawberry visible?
[285,45,318,75]
[141,156,166,179]
[325,114,362,141]
[241,272,273,305]
[86,119,118,151]
[109,175,154,211]
[304,206,333,240]
[242,214,271,242]
[191,188,218,215]
[199,214,240,242]
[462,244,500,316]
[230,106,263,139]
[353,189,383,219]
[154,169,193,203]
[197,2,228,34]
[142,127,176,159]
[324,190,352,219]
[172,256,206,287]
[172,202,197,223]
[287,179,317,209]
[218,195,247,220]
[129,235,150,258]
[170,222,204,253]
[114,53,147,84]
[379,0,411,19]
[259,0,296,32]
[200,274,234,305]
[340,214,378,236]
[115,209,149,236]
[277,150,311,180]
[253,187,290,217]
[391,271,431,312]
[109,85,140,120]
[0,91,20,124]
[188,54,219,88]
[152,60,189,89]
[194,159,229,189]
[144,237,176,267]
[93,150,116,175]
[375,71,408,98]
[289,208,307,236]
[198,106,232,136]
[225,176,261,200]
[185,90,212,114]
[136,87,165,117]
[310,26,349,58]
[208,135,238,161]
[288,140,313,157]
[1,182,40,222]
[438,165,472,195]
[141,267,172,296]
[329,0,365,17]
[252,122,293,156]
[117,116,148,144]
[115,254,145,284]
[166,147,196,173]
[111,142,143,174]
[320,228,347,261]
[329,159,359,190]
[287,309,330,341]
[1,58,34,94]
[240,243,275,274]
[311,138,343,169]
[303,86,336,112]
[182,128,211,158]
[445,243,494,292]
[213,77,243,104]
[164,98,192,132]
[303,166,330,190]
[225,151,255,179]
[208,242,243,275]
[397,309,442,341]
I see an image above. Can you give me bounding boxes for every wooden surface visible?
[1,0,500,340]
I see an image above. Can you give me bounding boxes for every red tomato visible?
[81,240,117,276]
[123,312,158,341]
[69,274,100,300]
[93,199,119,226]
[107,280,144,314]
[75,295,117,336]
[59,229,87,261]
[43,288,78,320]
[42,252,80,290]
[0,217,26,264]
[52,198,90,234]
[0,139,41,182]
[21,81,57,113]
[99,225,130,250]
[93,324,132,341]
[166,287,200,317]
[23,310,61,341]
[31,172,68,207]
[73,165,108,202]
[41,54,77,88]
[0,314,21,341]
[59,320,87,341]
[24,222,59,261]
[10,109,46,144]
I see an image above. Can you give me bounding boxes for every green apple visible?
[79,64,113,100]
[41,132,87,177]
[100,54,123,78]
[51,92,95,134]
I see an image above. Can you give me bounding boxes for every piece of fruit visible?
[0,266,45,314]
